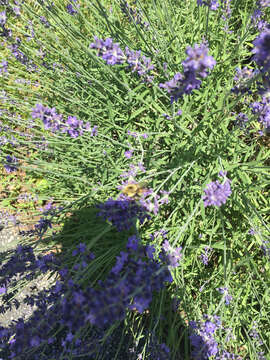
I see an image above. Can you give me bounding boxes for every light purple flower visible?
[253,30,270,73]
[251,96,270,131]
[0,286,7,295]
[200,246,212,265]
[160,43,215,102]
[217,287,233,305]
[124,149,133,158]
[3,155,18,173]
[161,240,182,268]
[0,60,8,74]
[202,179,231,207]
[197,0,219,10]
[0,11,6,26]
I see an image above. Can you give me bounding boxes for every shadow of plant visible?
[0,197,189,359]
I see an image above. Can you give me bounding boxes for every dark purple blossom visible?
[197,0,219,10]
[250,96,270,131]
[200,246,212,265]
[125,47,155,82]
[40,16,50,28]
[260,0,270,7]
[231,67,257,94]
[0,60,8,74]
[3,155,18,173]
[182,43,216,78]
[90,37,125,65]
[120,0,149,29]
[31,103,62,132]
[202,179,232,207]
[160,240,182,268]
[217,287,233,305]
[0,286,7,295]
[67,0,79,15]
[0,11,6,26]
[97,196,151,231]
[261,240,270,260]
[160,43,215,102]
[90,36,155,81]
[253,30,270,73]
[12,6,21,16]
[235,112,249,129]
[124,148,133,158]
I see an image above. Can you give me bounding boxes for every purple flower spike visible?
[67,0,80,15]
[90,37,125,65]
[202,179,231,207]
[161,240,182,268]
[182,43,216,78]
[0,11,6,26]
[197,0,219,10]
[217,286,233,305]
[251,96,270,131]
[3,155,18,173]
[200,246,212,265]
[160,43,215,102]
[253,30,270,73]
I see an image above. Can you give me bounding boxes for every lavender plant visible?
[0,0,270,359]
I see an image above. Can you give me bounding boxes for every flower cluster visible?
[253,29,270,73]
[31,103,98,137]
[202,178,232,207]
[249,322,266,360]
[0,60,8,74]
[9,38,36,71]
[197,0,219,10]
[217,286,233,305]
[97,195,151,231]
[90,36,155,81]
[234,112,249,129]
[231,67,257,94]
[67,0,80,15]
[0,11,6,27]
[0,238,172,358]
[3,155,18,173]
[120,0,149,29]
[200,246,212,265]
[261,240,270,261]
[160,240,183,268]
[160,43,216,102]
[250,96,270,132]
[189,315,240,359]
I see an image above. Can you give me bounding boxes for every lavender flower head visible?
[31,103,63,132]
[202,179,231,207]
[250,96,270,131]
[253,30,270,73]
[90,37,125,65]
[189,315,221,359]
[90,37,155,81]
[0,11,6,26]
[160,240,182,268]
[261,240,270,261]
[217,286,233,305]
[182,43,216,78]
[260,0,270,7]
[200,246,212,265]
[67,0,80,15]
[231,67,257,94]
[160,43,215,102]
[0,60,8,74]
[197,0,219,10]
[96,195,151,231]
[3,155,18,173]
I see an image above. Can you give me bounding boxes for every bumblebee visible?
[122,182,148,199]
